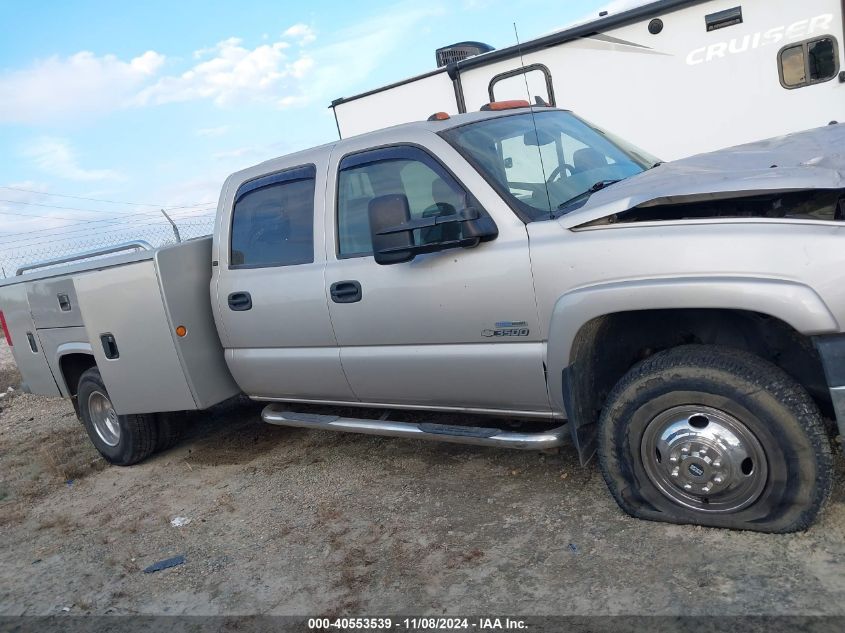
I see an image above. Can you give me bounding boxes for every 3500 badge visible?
[482,321,530,338]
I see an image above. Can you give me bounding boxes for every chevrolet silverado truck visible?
[2,103,844,533]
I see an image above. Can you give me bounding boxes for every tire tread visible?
[597,345,833,533]
[77,367,158,466]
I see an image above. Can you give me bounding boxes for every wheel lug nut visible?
[713,476,724,484]
[684,484,693,490]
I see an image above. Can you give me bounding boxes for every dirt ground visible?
[1,342,845,617]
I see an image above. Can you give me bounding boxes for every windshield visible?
[442,110,660,221]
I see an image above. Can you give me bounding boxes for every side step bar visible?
[262,405,569,450]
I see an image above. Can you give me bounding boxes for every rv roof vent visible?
[435,41,495,68]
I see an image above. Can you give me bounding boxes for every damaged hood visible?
[558,124,845,228]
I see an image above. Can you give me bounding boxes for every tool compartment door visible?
[0,283,60,396]
[73,261,197,415]
[28,277,84,329]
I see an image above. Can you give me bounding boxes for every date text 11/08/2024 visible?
[307,617,528,630]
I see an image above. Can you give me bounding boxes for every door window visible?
[230,166,316,268]
[336,147,473,258]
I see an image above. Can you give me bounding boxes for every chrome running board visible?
[262,405,569,450]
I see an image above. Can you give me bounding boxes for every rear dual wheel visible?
[77,368,182,466]
[597,345,834,533]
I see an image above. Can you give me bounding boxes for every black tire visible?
[597,345,833,533]
[77,367,158,466]
[155,412,184,452]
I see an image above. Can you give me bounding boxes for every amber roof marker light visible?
[480,100,532,111]
[427,112,451,121]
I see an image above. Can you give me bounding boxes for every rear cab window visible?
[230,165,316,268]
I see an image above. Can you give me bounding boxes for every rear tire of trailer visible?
[597,345,833,533]
[77,367,157,466]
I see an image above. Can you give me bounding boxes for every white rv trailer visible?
[330,0,845,160]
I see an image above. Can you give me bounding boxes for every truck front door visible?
[324,137,551,415]
[214,155,355,402]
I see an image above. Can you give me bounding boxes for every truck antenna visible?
[513,22,553,216]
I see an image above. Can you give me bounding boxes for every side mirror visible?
[368,194,499,266]
[368,194,415,265]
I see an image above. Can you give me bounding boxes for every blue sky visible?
[0,0,630,269]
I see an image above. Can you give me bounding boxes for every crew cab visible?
[2,104,844,533]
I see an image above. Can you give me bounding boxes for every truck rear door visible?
[214,149,355,402]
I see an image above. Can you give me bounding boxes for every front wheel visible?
[77,368,158,466]
[597,345,833,532]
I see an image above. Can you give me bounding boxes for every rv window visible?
[780,45,806,87]
[336,146,476,258]
[778,37,839,89]
[808,39,838,80]
[230,173,316,268]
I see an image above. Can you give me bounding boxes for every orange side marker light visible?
[480,100,531,111]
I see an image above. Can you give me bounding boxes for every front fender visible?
[546,275,839,428]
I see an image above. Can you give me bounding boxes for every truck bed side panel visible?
[73,261,197,415]
[154,239,240,409]
[0,284,61,396]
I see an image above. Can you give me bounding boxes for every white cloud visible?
[302,5,443,103]
[196,125,230,137]
[0,4,443,125]
[135,5,440,111]
[130,50,167,74]
[288,56,314,79]
[0,50,165,124]
[283,24,317,45]
[133,38,305,107]
[23,138,121,182]
[278,95,308,108]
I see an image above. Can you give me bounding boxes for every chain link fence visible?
[0,217,215,278]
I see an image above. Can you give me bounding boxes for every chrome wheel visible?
[640,405,767,513]
[88,390,121,447]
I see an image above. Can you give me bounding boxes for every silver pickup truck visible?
[2,104,844,533]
